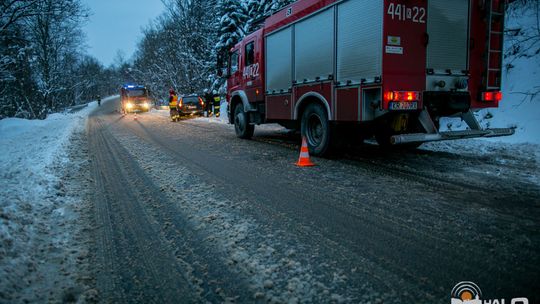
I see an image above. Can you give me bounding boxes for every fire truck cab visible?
[120,84,151,114]
[227,0,514,156]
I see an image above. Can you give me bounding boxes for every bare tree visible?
[133,0,219,98]
[0,0,96,119]
[25,0,88,116]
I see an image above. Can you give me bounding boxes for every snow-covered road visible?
[78,98,539,303]
[1,93,539,303]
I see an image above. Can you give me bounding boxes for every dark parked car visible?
[178,95,205,116]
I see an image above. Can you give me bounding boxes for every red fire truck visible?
[226,0,514,156]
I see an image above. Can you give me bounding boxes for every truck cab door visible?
[242,38,263,102]
[228,49,241,93]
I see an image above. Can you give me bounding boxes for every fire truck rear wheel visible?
[234,103,254,139]
[301,103,332,156]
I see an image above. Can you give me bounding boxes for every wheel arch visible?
[294,92,332,121]
[230,90,255,124]
[229,95,242,124]
[230,90,255,111]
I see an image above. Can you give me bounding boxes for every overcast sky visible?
[82,0,166,67]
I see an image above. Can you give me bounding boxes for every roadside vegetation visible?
[1,0,537,119]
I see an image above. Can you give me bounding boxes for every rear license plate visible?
[389,102,418,110]
[188,105,196,109]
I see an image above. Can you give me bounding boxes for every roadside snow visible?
[440,48,540,145]
[149,100,230,124]
[427,4,540,185]
[483,55,540,144]
[440,4,540,144]
[1,105,92,172]
[149,108,170,118]
[194,116,228,124]
[0,97,113,303]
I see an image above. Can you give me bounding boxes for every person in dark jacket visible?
[204,90,214,117]
[213,94,221,117]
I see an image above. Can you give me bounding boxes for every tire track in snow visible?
[107,121,353,303]
[88,115,200,303]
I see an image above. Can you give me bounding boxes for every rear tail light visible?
[384,91,420,102]
[179,98,183,107]
[199,97,205,107]
[481,91,502,102]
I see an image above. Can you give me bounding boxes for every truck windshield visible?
[127,89,147,97]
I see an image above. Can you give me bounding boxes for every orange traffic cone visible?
[296,137,316,167]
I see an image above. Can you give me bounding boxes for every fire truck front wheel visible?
[301,103,333,157]
[234,103,254,139]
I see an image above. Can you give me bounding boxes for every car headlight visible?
[126,103,133,109]
[143,102,149,108]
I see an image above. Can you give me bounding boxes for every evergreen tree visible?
[245,0,296,32]
[245,0,269,32]
[215,0,248,61]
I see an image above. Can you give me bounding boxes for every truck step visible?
[390,128,515,145]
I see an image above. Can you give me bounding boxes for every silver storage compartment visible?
[294,7,334,82]
[337,0,383,84]
[427,0,469,72]
[266,27,293,93]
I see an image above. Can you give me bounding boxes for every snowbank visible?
[480,55,540,144]
[0,104,95,172]
[0,97,110,302]
[441,4,540,145]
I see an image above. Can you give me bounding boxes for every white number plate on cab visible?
[389,101,418,110]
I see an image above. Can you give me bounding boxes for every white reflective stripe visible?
[299,152,310,158]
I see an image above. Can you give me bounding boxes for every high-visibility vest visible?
[169,95,178,108]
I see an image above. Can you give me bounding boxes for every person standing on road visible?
[204,89,213,117]
[169,89,178,107]
[169,89,179,121]
[213,90,221,117]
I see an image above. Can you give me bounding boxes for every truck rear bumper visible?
[390,128,515,145]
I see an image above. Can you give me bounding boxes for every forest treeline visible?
[0,0,537,119]
[131,0,295,102]
[0,0,120,119]
[0,0,294,119]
